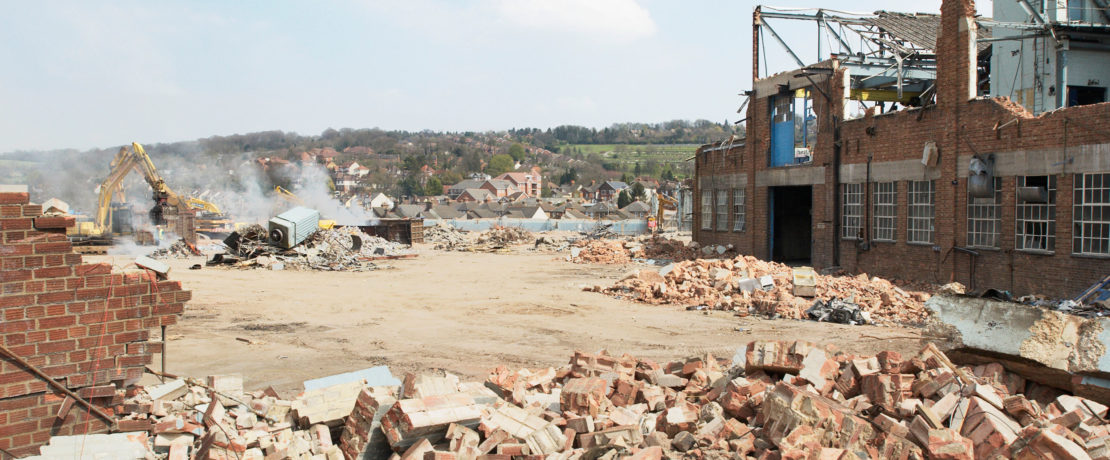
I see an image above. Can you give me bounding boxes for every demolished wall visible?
[0,191,188,456]
[695,0,1110,298]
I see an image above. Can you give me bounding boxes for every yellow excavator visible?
[654,192,679,233]
[71,142,203,252]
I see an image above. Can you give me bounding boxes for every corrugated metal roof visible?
[866,11,992,53]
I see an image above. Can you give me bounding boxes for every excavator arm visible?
[129,142,187,225]
[92,147,139,235]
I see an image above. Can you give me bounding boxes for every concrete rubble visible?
[38,342,1110,459]
[588,254,933,326]
[424,224,470,251]
[208,226,413,271]
[569,237,725,265]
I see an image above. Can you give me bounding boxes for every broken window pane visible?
[1016,175,1056,252]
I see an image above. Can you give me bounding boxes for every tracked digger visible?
[70,142,201,253]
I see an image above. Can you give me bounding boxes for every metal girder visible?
[821,16,854,54]
[1093,0,1110,23]
[760,20,806,68]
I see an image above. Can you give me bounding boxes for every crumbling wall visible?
[697,0,1110,298]
[0,191,188,456]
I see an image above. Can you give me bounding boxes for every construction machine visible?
[70,142,200,252]
[654,192,679,233]
[274,185,305,206]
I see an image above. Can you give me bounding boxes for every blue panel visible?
[303,365,401,390]
[771,119,795,167]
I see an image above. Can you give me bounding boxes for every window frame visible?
[700,190,713,230]
[716,189,729,231]
[842,183,864,240]
[907,180,936,244]
[732,188,746,232]
[1015,175,1057,253]
[872,181,897,242]
[967,177,1002,249]
[1073,172,1110,256]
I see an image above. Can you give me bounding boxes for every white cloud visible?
[491,0,656,43]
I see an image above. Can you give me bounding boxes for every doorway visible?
[769,186,812,264]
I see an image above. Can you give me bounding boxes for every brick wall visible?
[0,191,189,456]
[695,0,1110,298]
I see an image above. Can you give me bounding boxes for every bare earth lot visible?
[93,247,925,395]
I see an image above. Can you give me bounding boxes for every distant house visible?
[507,205,547,220]
[585,202,617,219]
[457,188,494,203]
[480,179,519,198]
[596,181,629,202]
[448,180,488,199]
[495,171,542,197]
[430,204,463,220]
[391,204,426,219]
[620,200,651,218]
[368,192,394,210]
[346,162,370,177]
[467,207,498,219]
[564,208,590,219]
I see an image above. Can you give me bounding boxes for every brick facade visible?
[0,191,188,455]
[695,0,1110,298]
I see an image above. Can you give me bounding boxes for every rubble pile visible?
[590,255,931,325]
[89,342,1110,459]
[533,234,571,252]
[569,236,728,264]
[209,226,413,271]
[473,226,534,249]
[424,223,470,250]
[569,239,632,264]
[148,239,198,260]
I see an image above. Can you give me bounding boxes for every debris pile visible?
[148,239,199,260]
[589,255,932,325]
[424,223,470,250]
[476,226,533,247]
[569,236,728,264]
[80,342,1110,459]
[208,226,413,271]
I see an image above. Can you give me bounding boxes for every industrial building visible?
[693,0,1110,297]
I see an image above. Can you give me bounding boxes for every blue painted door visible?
[770,95,794,167]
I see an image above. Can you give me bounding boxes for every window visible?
[732,188,746,232]
[701,190,712,230]
[1016,175,1056,252]
[967,177,1002,248]
[842,183,863,240]
[1074,173,1110,255]
[683,193,693,227]
[716,189,729,231]
[907,181,936,244]
[872,182,897,242]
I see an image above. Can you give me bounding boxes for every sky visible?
[0,0,992,153]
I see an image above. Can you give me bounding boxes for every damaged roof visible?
[868,11,992,53]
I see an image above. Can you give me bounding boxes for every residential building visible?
[595,181,629,202]
[480,179,520,198]
[620,200,651,218]
[447,179,487,199]
[496,170,542,197]
[368,192,394,210]
[457,188,494,203]
[693,0,1110,298]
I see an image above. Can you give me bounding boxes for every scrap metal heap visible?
[209,226,414,271]
[34,342,1110,459]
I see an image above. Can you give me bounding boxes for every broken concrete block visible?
[380,393,483,451]
[292,380,365,428]
[147,379,189,402]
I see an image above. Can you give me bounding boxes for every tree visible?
[661,168,676,182]
[631,182,646,201]
[558,167,577,185]
[508,143,526,162]
[617,190,633,208]
[486,154,514,176]
[620,172,634,184]
[424,176,443,196]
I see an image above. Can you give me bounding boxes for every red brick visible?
[32,241,72,254]
[33,266,72,279]
[32,216,74,229]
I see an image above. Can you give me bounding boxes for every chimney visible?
[937,0,978,109]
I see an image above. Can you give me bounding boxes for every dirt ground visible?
[90,246,926,395]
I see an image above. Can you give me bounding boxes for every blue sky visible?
[0,1,991,152]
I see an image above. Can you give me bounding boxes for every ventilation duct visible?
[968,155,995,198]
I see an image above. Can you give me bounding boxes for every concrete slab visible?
[303,366,401,391]
[926,294,1110,403]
